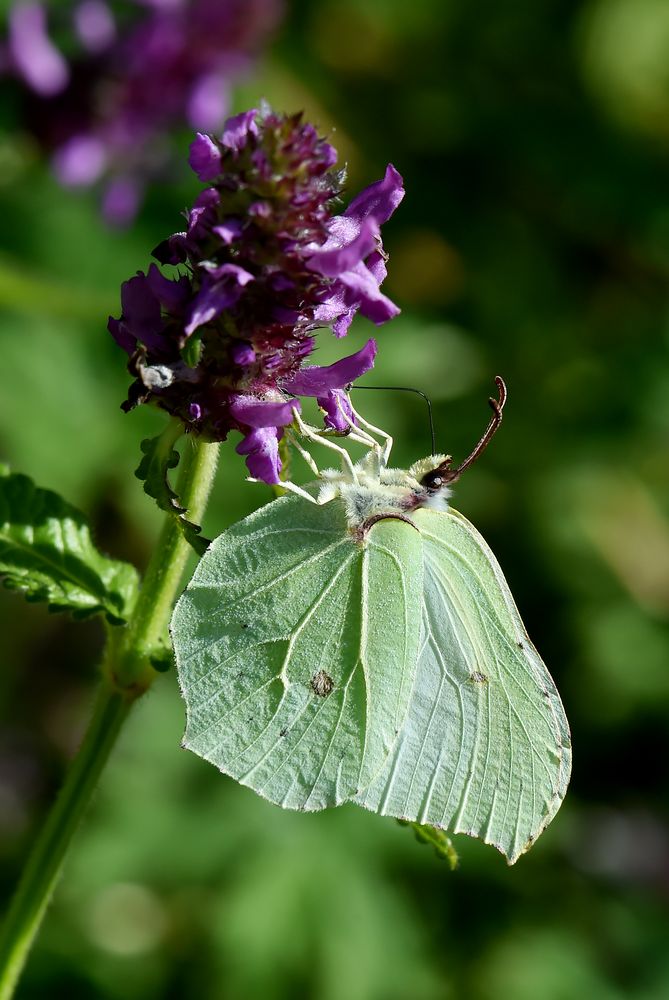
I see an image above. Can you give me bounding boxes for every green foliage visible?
[0,469,138,624]
[136,427,209,556]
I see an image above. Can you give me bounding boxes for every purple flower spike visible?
[110,107,403,484]
[4,1,283,223]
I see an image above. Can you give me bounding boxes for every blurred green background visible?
[2,0,669,997]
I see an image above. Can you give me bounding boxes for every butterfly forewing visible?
[172,494,422,811]
[356,507,571,863]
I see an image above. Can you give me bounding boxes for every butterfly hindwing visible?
[172,494,423,810]
[356,507,571,863]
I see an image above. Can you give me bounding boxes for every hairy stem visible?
[0,434,219,1000]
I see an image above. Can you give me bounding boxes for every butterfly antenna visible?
[443,376,507,483]
[351,384,436,456]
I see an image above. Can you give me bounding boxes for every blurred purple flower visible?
[109,108,404,483]
[2,0,282,224]
[7,3,69,96]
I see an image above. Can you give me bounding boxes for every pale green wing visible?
[171,494,423,811]
[356,507,571,863]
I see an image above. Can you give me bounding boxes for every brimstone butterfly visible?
[171,379,571,863]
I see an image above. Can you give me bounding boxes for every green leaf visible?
[0,469,139,623]
[135,425,210,556]
[397,821,459,869]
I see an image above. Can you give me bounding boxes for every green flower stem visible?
[0,686,130,1000]
[112,431,220,692]
[0,434,219,1000]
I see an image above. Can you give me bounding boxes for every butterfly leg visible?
[246,475,319,504]
[348,403,394,466]
[292,408,359,482]
[286,430,321,477]
[330,396,383,452]
[277,480,320,504]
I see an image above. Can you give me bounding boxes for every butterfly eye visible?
[421,471,444,491]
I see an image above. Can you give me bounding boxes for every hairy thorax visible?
[317,451,453,532]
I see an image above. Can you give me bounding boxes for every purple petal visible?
[9,2,69,96]
[312,290,357,337]
[282,339,377,396]
[52,135,107,187]
[152,232,188,265]
[332,309,356,338]
[193,187,220,210]
[73,1,115,54]
[269,272,295,292]
[251,148,270,179]
[272,305,300,324]
[213,218,243,244]
[249,200,271,220]
[313,287,348,325]
[146,263,190,312]
[200,262,254,283]
[221,109,258,154]
[339,265,400,324]
[107,316,135,355]
[235,427,282,485]
[366,248,388,285]
[189,133,222,182]
[344,164,405,226]
[231,341,256,366]
[229,395,296,428]
[120,272,163,349]
[318,388,355,432]
[185,265,253,335]
[187,187,220,239]
[320,142,338,168]
[185,285,239,337]
[306,217,378,278]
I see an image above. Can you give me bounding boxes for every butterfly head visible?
[300,377,507,534]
